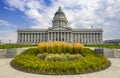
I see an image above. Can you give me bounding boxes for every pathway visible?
[0,58,120,78]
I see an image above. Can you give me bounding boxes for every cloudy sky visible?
[0,0,120,43]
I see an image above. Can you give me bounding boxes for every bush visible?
[37,53,83,61]
[38,41,84,54]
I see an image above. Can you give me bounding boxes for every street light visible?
[9,40,12,48]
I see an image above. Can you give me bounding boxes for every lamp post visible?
[9,40,11,44]
[9,40,12,48]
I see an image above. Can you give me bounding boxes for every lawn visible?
[0,44,37,49]
[85,44,120,49]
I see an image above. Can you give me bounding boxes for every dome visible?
[52,7,68,27]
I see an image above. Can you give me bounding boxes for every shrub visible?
[37,53,83,61]
[38,41,84,54]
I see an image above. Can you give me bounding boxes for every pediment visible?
[47,26,72,32]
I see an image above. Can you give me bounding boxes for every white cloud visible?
[0,20,11,26]
[4,0,120,41]
[5,0,26,11]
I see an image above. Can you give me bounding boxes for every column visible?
[24,33,26,43]
[17,33,20,43]
[36,33,38,42]
[76,33,77,42]
[29,33,31,43]
[66,32,67,42]
[89,33,91,44]
[33,33,35,43]
[93,33,95,44]
[96,33,97,44]
[26,33,28,43]
[87,33,89,44]
[27,33,29,43]
[19,33,21,43]
[31,33,33,43]
[96,33,99,44]
[98,33,100,44]
[51,32,53,41]
[64,32,65,41]
[21,33,23,43]
[91,33,94,44]
[26,33,27,43]
[44,33,46,42]
[57,32,59,41]
[40,33,42,42]
[75,33,77,42]
[67,32,68,42]
[42,33,43,42]
[23,33,25,43]
[82,33,84,43]
[48,32,49,42]
[78,33,80,42]
[73,33,74,42]
[41,33,43,42]
[95,33,97,44]
[34,33,35,43]
[61,32,62,41]
[92,33,94,44]
[54,32,56,41]
[100,33,102,44]
[77,33,79,42]
[70,32,72,42]
[52,32,53,41]
[37,33,38,42]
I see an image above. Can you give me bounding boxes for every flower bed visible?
[11,42,109,75]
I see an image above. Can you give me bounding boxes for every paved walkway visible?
[0,58,120,78]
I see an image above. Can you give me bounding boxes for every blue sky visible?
[0,0,120,43]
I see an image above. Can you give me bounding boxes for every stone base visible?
[6,49,17,58]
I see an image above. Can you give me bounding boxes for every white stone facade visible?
[17,7,103,44]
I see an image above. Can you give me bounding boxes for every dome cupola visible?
[55,7,65,15]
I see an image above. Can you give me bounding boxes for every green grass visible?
[0,44,37,49]
[85,44,120,49]
[1,43,120,49]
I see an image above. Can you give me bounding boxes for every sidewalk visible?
[0,58,120,78]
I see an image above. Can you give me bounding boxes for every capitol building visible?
[17,7,103,44]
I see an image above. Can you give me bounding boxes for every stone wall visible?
[0,48,120,58]
[0,48,28,58]
[0,49,7,58]
[94,48,120,58]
